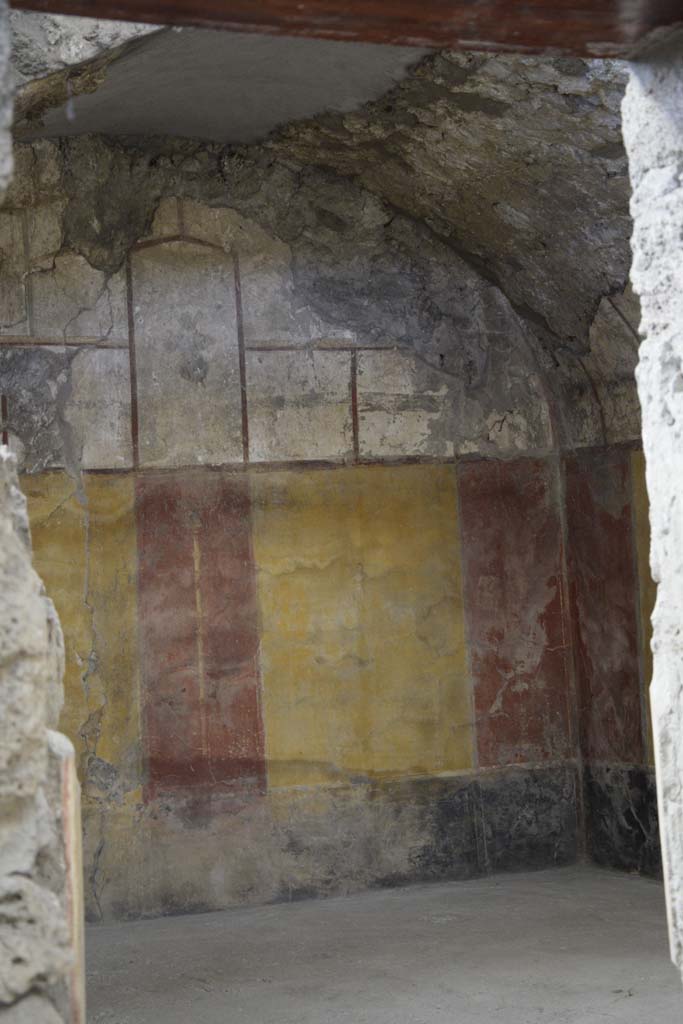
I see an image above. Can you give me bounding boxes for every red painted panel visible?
[565,449,644,765]
[136,471,265,800]
[458,458,573,767]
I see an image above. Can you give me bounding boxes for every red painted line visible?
[125,255,140,469]
[356,454,454,467]
[233,250,250,464]
[21,210,35,337]
[132,234,225,253]
[0,338,128,349]
[245,344,400,353]
[88,455,462,479]
[1,394,8,446]
[350,350,360,463]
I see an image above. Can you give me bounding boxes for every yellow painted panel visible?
[24,472,141,796]
[631,450,656,764]
[252,464,473,787]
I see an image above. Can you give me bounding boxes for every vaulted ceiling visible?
[7,10,642,446]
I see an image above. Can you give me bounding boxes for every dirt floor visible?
[87,866,683,1023]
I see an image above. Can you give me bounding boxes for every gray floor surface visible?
[87,866,683,1023]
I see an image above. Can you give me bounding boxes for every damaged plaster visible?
[1,132,640,461]
[9,23,635,353]
[3,19,644,453]
[271,52,632,352]
[10,10,163,131]
[12,26,431,145]
[623,35,683,983]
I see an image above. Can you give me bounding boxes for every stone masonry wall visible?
[0,6,85,1021]
[0,449,85,1020]
[0,134,656,920]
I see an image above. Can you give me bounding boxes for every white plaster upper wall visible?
[0,128,640,471]
[0,189,555,472]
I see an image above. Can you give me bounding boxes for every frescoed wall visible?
[0,138,655,920]
[565,448,659,876]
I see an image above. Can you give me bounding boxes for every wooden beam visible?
[8,0,683,56]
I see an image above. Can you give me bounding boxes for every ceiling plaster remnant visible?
[12,23,431,142]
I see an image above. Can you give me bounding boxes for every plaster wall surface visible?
[0,130,657,920]
[458,457,573,768]
[0,21,675,1021]
[565,448,643,766]
[565,448,660,876]
[10,30,638,385]
[253,464,472,785]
